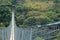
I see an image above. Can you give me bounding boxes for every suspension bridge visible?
[0,0,60,40]
[0,9,60,40]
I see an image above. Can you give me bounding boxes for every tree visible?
[0,6,11,27]
[23,17,36,26]
[16,14,25,26]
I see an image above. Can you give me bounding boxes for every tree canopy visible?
[0,0,60,28]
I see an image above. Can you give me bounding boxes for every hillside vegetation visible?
[0,0,60,27]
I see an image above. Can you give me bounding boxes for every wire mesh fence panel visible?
[0,28,2,40]
[14,27,32,40]
[2,27,11,40]
[0,27,5,40]
[32,26,60,40]
[0,26,60,40]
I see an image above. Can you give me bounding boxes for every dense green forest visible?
[0,0,60,40]
[0,0,60,27]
